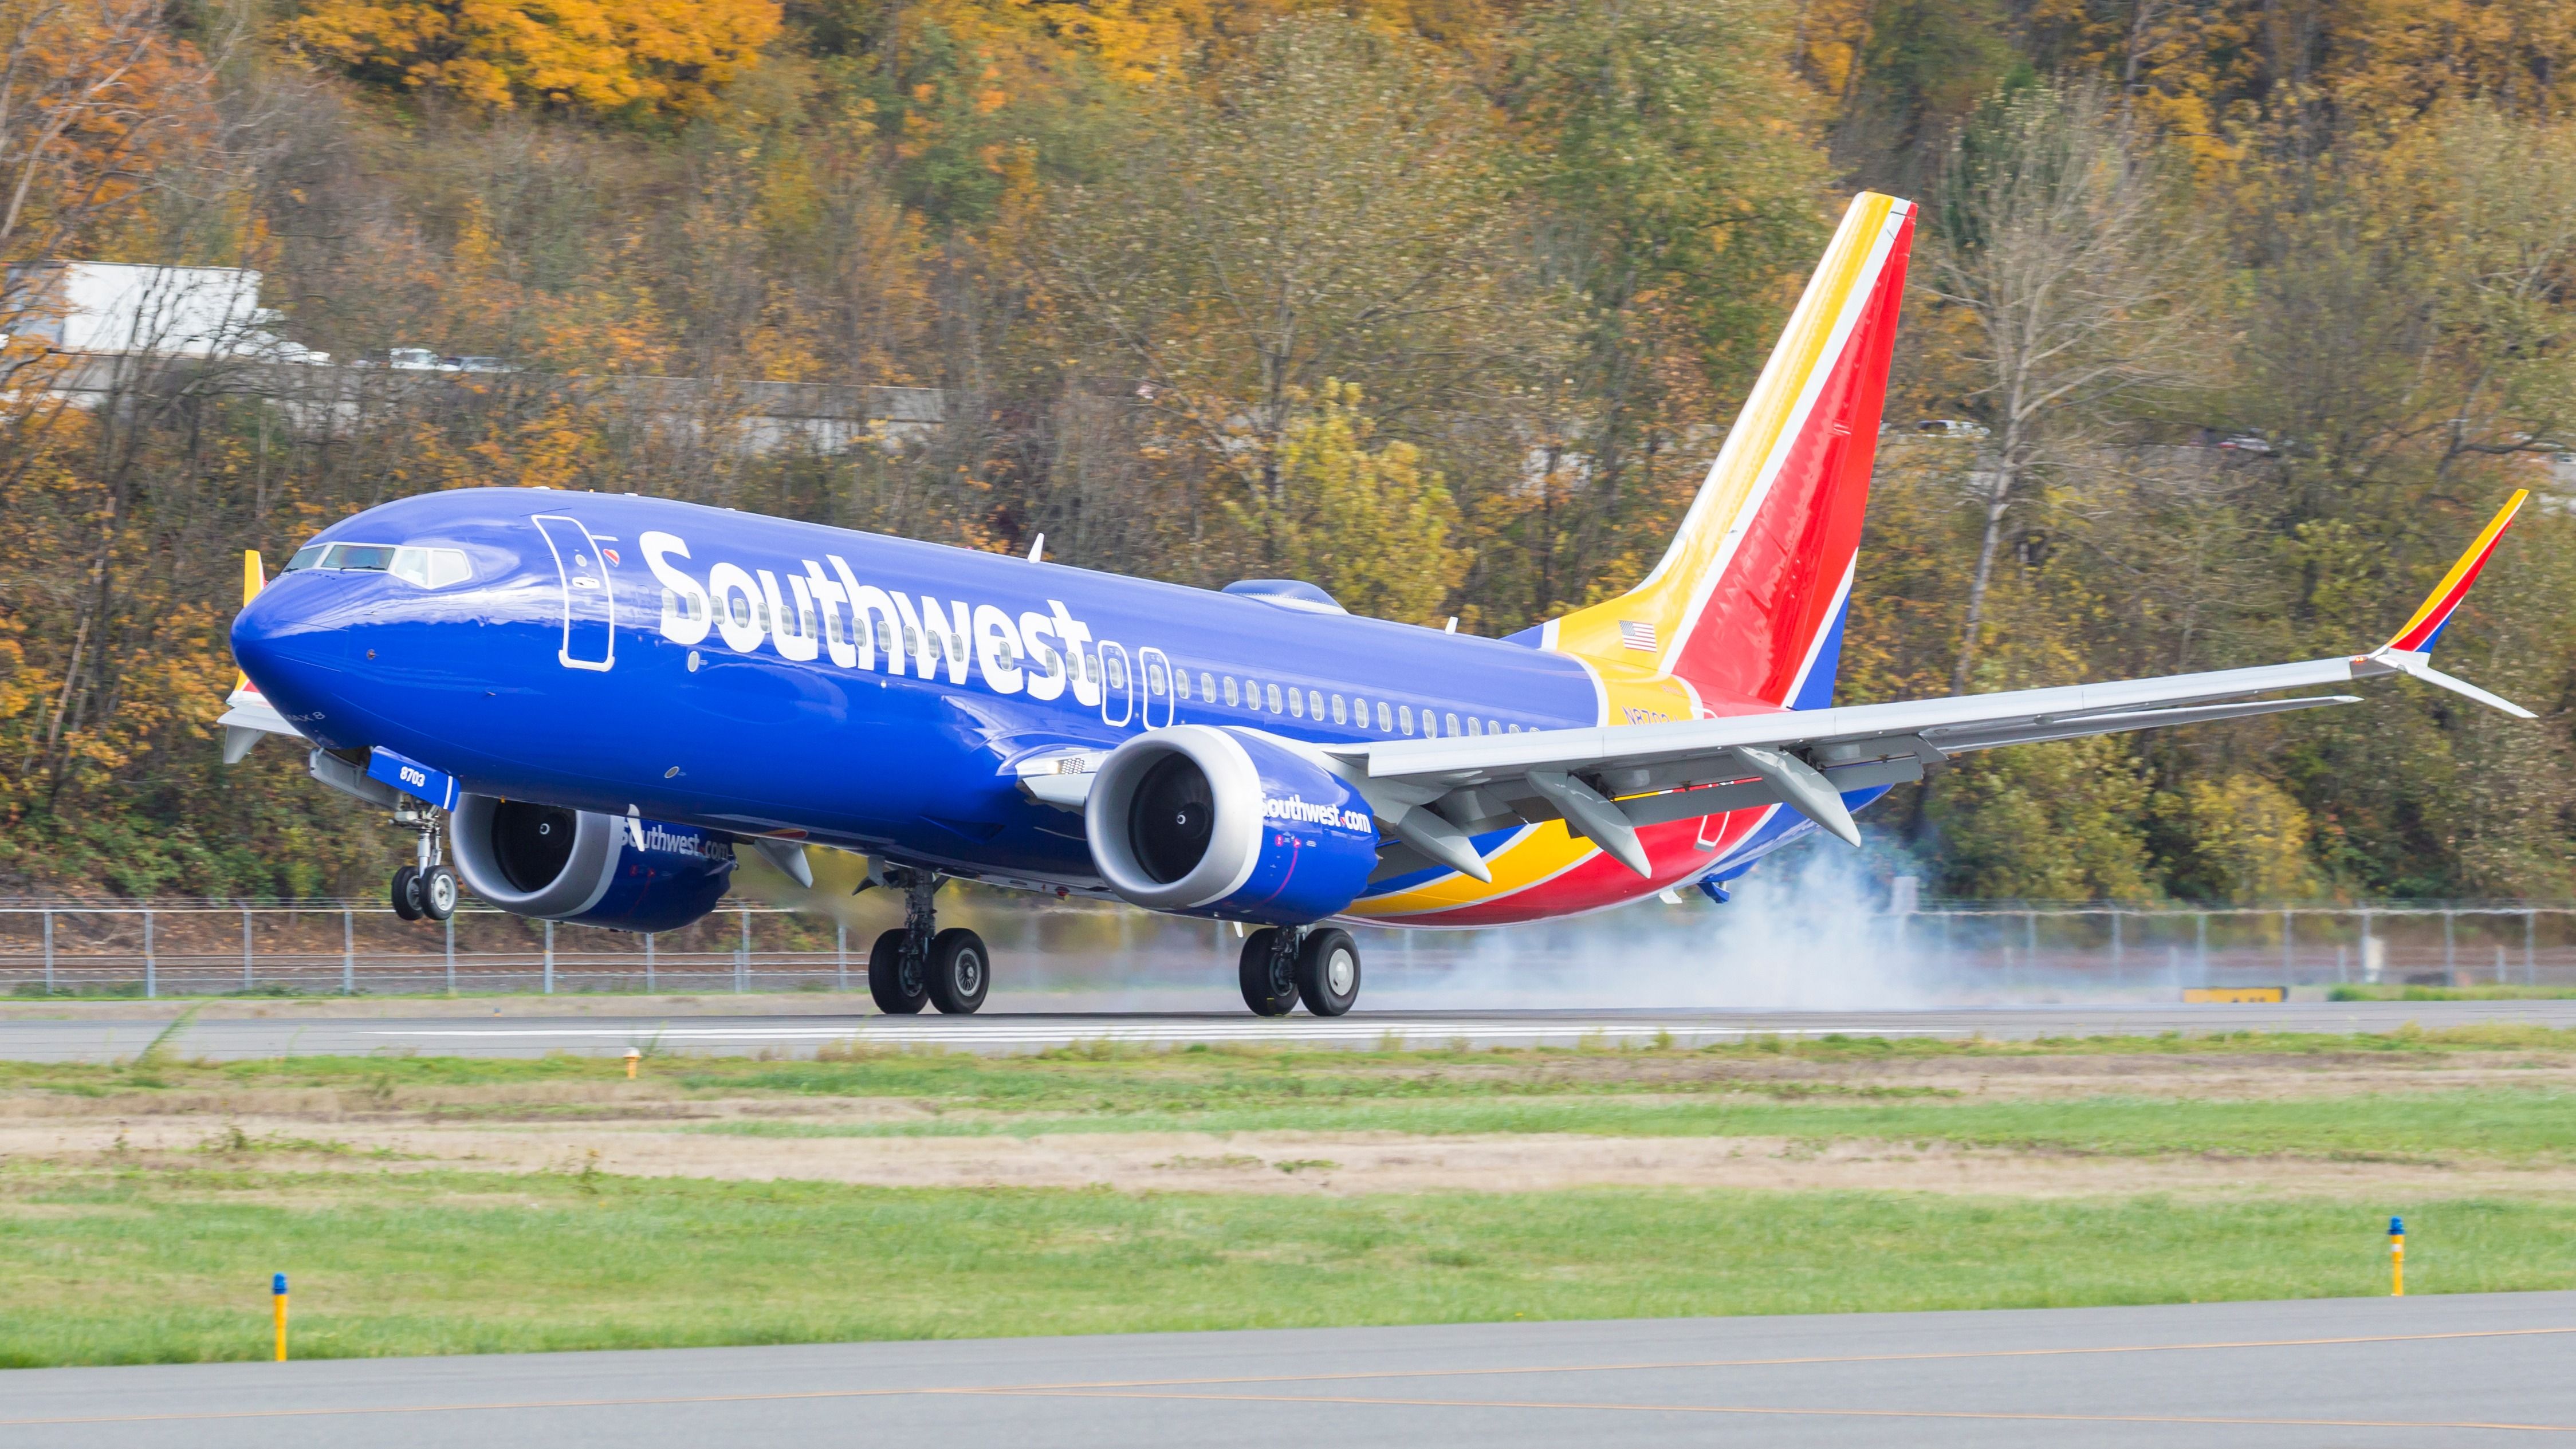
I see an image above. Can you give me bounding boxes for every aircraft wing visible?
[1320,491,2534,882]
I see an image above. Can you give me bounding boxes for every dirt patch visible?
[7,1113,2571,1200]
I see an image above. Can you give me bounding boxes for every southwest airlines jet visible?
[222,193,2533,1017]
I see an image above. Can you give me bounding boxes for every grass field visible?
[5,1166,2565,1367]
[8,1029,2576,1368]
[687,1086,2576,1161]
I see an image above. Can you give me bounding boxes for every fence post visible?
[736,909,749,994]
[42,908,53,995]
[2024,912,2038,982]
[2196,912,2208,984]
[2530,911,2540,986]
[644,932,656,993]
[342,907,354,994]
[144,909,155,1001]
[2361,909,2376,983]
[444,915,456,995]
[2111,911,2124,982]
[836,923,848,992]
[2280,909,2293,977]
[242,907,255,991]
[544,919,556,995]
[2444,908,2457,983]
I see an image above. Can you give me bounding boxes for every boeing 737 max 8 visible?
[221,192,2534,1015]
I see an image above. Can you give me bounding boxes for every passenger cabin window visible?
[1399,705,1414,735]
[1265,683,1283,713]
[1199,671,1216,701]
[1147,660,1167,696]
[1223,676,1240,707]
[1174,671,1191,700]
[1376,701,1392,732]
[1288,688,1304,719]
[1446,712,1461,737]
[1331,695,1347,724]
[1106,655,1128,690]
[1307,690,1323,719]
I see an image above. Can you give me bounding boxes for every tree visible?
[1924,77,2192,694]
[1040,11,1549,568]
[286,0,781,117]
[1228,380,1466,624]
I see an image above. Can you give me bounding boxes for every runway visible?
[2,997,2572,1061]
[8,1293,2573,1447]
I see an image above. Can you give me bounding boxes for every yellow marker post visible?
[272,1272,289,1360]
[2390,1217,2405,1297]
[624,1048,641,1080]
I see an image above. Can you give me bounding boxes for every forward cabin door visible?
[530,514,616,672]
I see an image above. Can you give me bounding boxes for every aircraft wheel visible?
[390,866,424,922]
[1238,928,1297,1016]
[1295,928,1360,1017]
[926,928,990,1015]
[420,865,459,922]
[868,928,927,1014]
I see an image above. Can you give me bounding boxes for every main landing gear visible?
[867,867,988,1015]
[390,804,458,923]
[1238,926,1361,1017]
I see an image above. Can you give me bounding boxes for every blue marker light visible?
[2389,1216,2404,1236]
[273,1272,288,1295]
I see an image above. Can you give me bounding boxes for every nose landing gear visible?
[390,805,458,923]
[867,867,988,1015]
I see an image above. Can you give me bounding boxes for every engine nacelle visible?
[450,794,735,933]
[1084,725,1379,926]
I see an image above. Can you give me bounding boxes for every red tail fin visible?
[1549,193,1914,715]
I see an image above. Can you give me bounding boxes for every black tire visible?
[420,865,459,922]
[1295,928,1360,1017]
[926,928,990,1015]
[390,865,424,922]
[868,928,927,1014]
[1238,928,1297,1016]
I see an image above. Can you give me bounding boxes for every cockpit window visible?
[391,546,473,588]
[282,541,470,587]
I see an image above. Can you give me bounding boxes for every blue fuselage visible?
[233,489,1603,889]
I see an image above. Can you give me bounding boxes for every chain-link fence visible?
[6,895,2574,1000]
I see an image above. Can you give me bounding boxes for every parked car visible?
[1912,418,1991,439]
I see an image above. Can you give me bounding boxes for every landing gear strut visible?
[868,867,988,1015]
[390,805,458,923]
[1238,926,1362,1017]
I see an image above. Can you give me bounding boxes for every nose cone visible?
[231,577,353,743]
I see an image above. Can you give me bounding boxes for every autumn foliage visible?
[286,0,780,115]
[5,0,2576,904]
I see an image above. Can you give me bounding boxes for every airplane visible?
[220,191,2535,1017]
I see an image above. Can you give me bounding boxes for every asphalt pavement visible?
[0,997,2571,1060]
[9,1293,2574,1447]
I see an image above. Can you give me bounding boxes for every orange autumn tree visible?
[288,0,780,116]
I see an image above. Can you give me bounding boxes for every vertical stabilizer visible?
[1549,192,1915,715]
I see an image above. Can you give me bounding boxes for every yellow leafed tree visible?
[289,0,781,115]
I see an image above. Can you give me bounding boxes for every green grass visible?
[5,1022,2573,1100]
[2330,983,2576,1001]
[3,1166,2563,1367]
[691,1086,2576,1162]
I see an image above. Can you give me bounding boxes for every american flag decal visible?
[1618,620,1656,652]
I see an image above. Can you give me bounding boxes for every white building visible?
[5,262,325,362]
